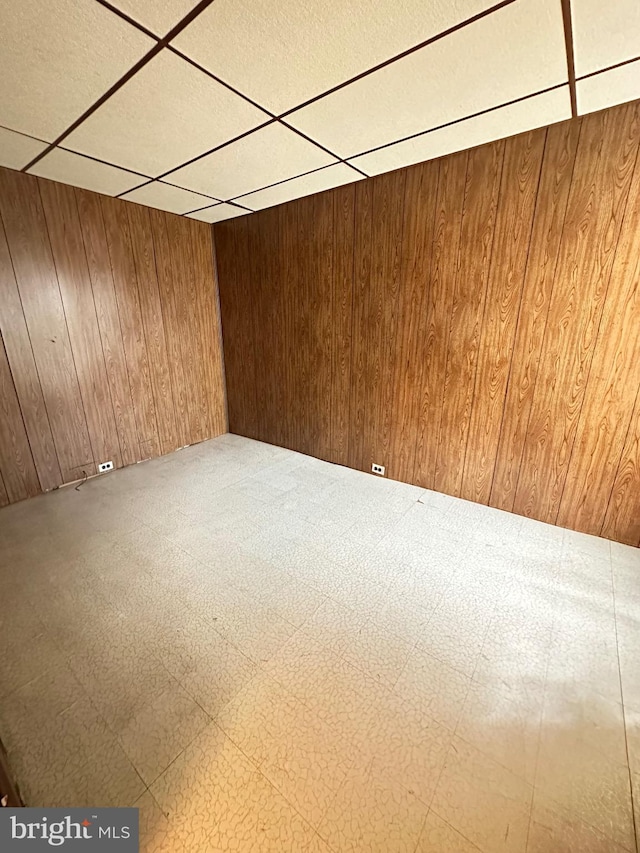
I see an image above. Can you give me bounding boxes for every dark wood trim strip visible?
[94,0,159,40]
[345,83,569,162]
[278,0,517,119]
[21,0,217,173]
[183,200,254,217]
[576,54,640,82]
[56,146,151,179]
[561,0,578,118]
[156,119,277,181]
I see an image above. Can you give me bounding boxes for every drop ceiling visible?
[0,0,638,221]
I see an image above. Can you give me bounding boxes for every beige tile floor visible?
[0,433,638,852]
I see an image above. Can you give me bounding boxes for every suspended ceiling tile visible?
[107,0,202,37]
[120,180,219,214]
[349,87,571,176]
[173,0,497,116]
[571,0,640,77]
[29,148,146,196]
[287,0,568,159]
[0,0,152,142]
[64,50,269,178]
[187,203,249,223]
[577,61,640,116]
[236,162,364,211]
[0,127,48,170]
[168,122,336,201]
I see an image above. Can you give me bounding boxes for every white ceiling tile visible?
[287,0,568,159]
[187,203,249,223]
[173,0,497,115]
[0,127,48,170]
[120,180,219,214]
[168,122,336,200]
[107,0,202,37]
[64,50,269,177]
[577,61,640,116]
[0,0,152,141]
[349,88,572,176]
[236,163,363,211]
[572,0,640,77]
[29,148,145,196]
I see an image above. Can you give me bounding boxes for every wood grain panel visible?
[75,188,140,467]
[558,145,640,532]
[101,195,160,459]
[0,212,61,491]
[165,213,208,445]
[386,159,439,484]
[461,130,545,505]
[490,120,581,512]
[0,169,93,481]
[413,152,466,490]
[128,203,179,455]
[191,220,227,438]
[39,178,121,470]
[0,166,225,507]
[248,207,283,449]
[329,184,355,467]
[0,471,8,508]
[514,103,640,523]
[0,331,40,501]
[215,217,258,439]
[369,171,407,477]
[601,388,640,546]
[435,141,504,497]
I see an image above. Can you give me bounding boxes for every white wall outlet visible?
[98,461,114,473]
[372,463,385,476]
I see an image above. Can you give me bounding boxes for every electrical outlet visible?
[98,461,114,473]
[372,463,385,476]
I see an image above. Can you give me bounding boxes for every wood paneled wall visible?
[215,101,640,546]
[0,166,227,506]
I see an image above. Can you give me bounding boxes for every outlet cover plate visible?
[98,461,114,473]
[372,463,385,476]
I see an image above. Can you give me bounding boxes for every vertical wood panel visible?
[101,195,160,459]
[601,389,640,546]
[309,191,334,461]
[413,152,465,490]
[514,103,640,523]
[490,120,581,512]
[149,208,190,448]
[191,220,227,438]
[387,159,439,484]
[39,178,120,471]
[370,170,407,476]
[164,213,207,444]
[0,212,61,490]
[557,150,640,533]
[0,167,225,508]
[216,217,257,439]
[0,169,93,481]
[462,130,546,504]
[435,141,504,497]
[348,179,374,472]
[0,331,40,501]
[75,189,141,467]
[329,184,355,466]
[128,203,179,455]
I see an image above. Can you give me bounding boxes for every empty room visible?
[0,0,639,851]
